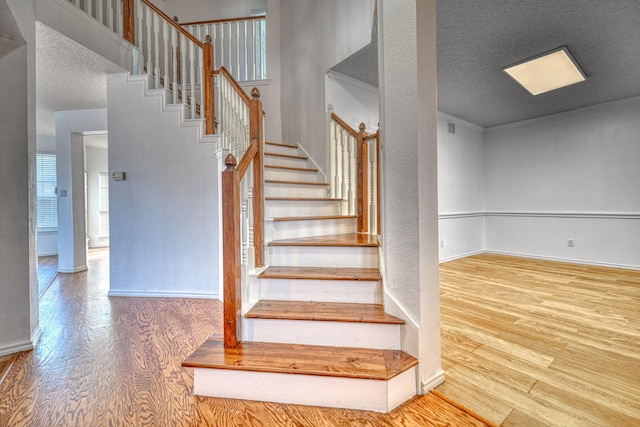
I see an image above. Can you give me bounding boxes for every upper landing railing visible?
[65,0,267,135]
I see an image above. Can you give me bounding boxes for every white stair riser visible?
[265,144,300,156]
[265,155,309,168]
[271,218,356,240]
[266,183,328,198]
[265,168,319,182]
[245,318,402,349]
[192,367,417,413]
[265,200,342,217]
[268,246,378,268]
[259,278,381,304]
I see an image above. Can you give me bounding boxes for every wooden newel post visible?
[123,0,134,44]
[222,154,242,348]
[357,122,369,233]
[203,35,216,134]
[250,87,265,267]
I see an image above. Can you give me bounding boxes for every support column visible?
[378,0,441,392]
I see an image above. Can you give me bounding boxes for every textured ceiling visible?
[437,0,640,128]
[36,22,124,136]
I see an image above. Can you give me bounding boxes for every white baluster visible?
[106,0,113,30]
[171,27,178,102]
[339,128,346,201]
[153,13,160,88]
[235,21,241,81]
[242,21,247,81]
[189,42,196,118]
[251,20,256,81]
[145,6,153,75]
[162,20,169,90]
[74,0,80,8]
[180,37,187,105]
[115,0,122,36]
[332,122,339,199]
[220,23,225,72]
[97,0,104,25]
[227,23,233,76]
[136,1,144,74]
[87,0,93,19]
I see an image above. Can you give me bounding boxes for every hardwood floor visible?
[0,248,490,426]
[37,255,58,297]
[436,253,640,427]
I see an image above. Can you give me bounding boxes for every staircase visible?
[183,142,418,413]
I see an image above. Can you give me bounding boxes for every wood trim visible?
[222,154,242,348]
[179,15,265,27]
[330,112,358,138]
[203,36,215,134]
[122,0,135,44]
[236,139,258,178]
[140,0,204,47]
[214,67,251,104]
[250,88,265,268]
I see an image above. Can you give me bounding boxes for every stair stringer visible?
[126,73,220,147]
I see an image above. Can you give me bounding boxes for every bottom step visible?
[183,336,418,412]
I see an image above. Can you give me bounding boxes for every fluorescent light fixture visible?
[503,46,586,95]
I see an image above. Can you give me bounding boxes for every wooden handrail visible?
[179,15,265,27]
[222,88,264,348]
[139,0,204,47]
[214,67,252,105]
[330,112,358,138]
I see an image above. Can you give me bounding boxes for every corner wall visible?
[484,96,640,269]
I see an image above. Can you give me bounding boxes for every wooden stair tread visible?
[183,336,417,380]
[265,141,298,149]
[246,300,404,324]
[265,152,308,160]
[265,165,318,173]
[269,233,380,247]
[259,266,381,281]
[266,179,329,186]
[273,215,356,222]
[265,197,342,202]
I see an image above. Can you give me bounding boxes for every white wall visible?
[107,73,219,298]
[437,113,485,262]
[55,108,108,273]
[85,142,109,248]
[280,0,374,172]
[1,0,39,356]
[325,71,379,132]
[484,96,640,269]
[163,0,267,22]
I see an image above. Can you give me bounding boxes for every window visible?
[37,153,57,230]
[98,172,109,237]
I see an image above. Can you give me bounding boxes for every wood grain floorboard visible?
[0,248,490,426]
[437,253,640,426]
[37,255,58,297]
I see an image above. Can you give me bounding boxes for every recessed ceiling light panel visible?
[503,46,586,95]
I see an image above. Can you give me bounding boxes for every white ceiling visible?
[35,22,124,136]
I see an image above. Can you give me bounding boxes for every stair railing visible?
[221,88,264,348]
[180,16,267,82]
[329,112,380,235]
[66,0,124,36]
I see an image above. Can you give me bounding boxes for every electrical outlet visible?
[568,239,574,247]
[440,240,445,248]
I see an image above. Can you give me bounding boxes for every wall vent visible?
[447,122,456,134]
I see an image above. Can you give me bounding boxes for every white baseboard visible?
[38,252,58,257]
[439,249,485,264]
[58,266,88,273]
[486,250,640,271]
[0,339,34,357]
[108,290,219,299]
[420,369,445,394]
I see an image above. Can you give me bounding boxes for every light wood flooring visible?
[0,248,490,426]
[436,253,640,426]
[37,255,58,297]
